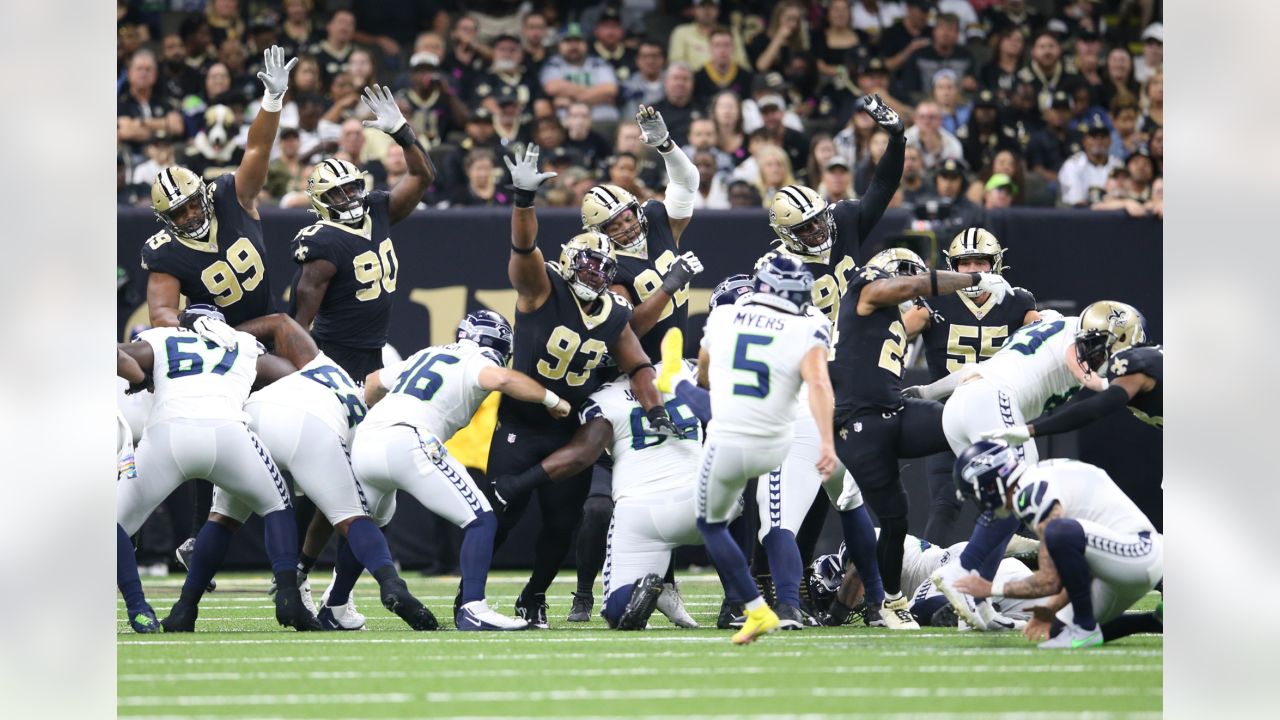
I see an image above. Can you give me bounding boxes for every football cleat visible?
[268,570,316,618]
[174,538,215,593]
[864,603,885,627]
[567,592,594,622]
[129,605,161,634]
[655,329,684,393]
[655,582,699,628]
[317,602,366,631]
[930,603,960,627]
[931,562,985,630]
[821,599,861,627]
[160,601,198,633]
[774,603,805,631]
[617,574,664,631]
[716,599,743,629]
[274,582,322,631]
[1038,621,1103,649]
[456,600,530,631]
[753,573,777,608]
[731,605,780,645]
[1004,534,1041,561]
[515,592,550,630]
[380,578,437,631]
[979,600,1026,631]
[880,595,921,630]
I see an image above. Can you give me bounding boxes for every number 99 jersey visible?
[361,342,501,441]
[290,190,398,350]
[140,174,273,326]
[611,201,688,360]
[921,288,1038,381]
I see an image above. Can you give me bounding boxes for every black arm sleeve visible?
[857,133,905,238]
[1030,384,1133,437]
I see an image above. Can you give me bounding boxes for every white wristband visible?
[989,581,1005,600]
[542,390,561,408]
[261,90,285,113]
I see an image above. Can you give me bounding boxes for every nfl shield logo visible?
[853,422,863,432]
[507,433,516,444]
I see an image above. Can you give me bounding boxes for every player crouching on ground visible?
[950,441,1164,648]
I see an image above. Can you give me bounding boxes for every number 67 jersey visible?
[133,327,265,427]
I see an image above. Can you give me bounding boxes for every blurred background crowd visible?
[117,0,1163,218]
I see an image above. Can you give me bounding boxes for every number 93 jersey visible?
[246,352,368,442]
[133,326,264,427]
[140,174,273,326]
[973,315,1083,418]
[830,266,914,420]
[290,190,398,350]
[922,287,1038,381]
[578,362,704,501]
[361,342,501,441]
[700,300,831,439]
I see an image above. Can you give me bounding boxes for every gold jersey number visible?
[945,324,1009,373]
[536,326,609,387]
[878,320,910,377]
[353,239,400,302]
[629,250,687,322]
[200,237,264,308]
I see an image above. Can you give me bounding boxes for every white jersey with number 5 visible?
[134,327,263,427]
[973,315,1082,418]
[361,342,500,440]
[579,362,704,501]
[700,299,831,439]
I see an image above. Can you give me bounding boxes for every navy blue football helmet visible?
[177,303,227,330]
[953,440,1026,513]
[708,273,753,310]
[750,254,815,315]
[457,310,514,365]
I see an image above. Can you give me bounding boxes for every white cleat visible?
[880,595,920,630]
[655,582,699,628]
[317,600,367,630]
[1004,534,1040,558]
[299,573,318,618]
[931,562,985,630]
[978,600,1025,631]
[456,599,530,631]
[1038,621,1103,649]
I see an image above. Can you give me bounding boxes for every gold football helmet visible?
[1075,300,1147,373]
[866,247,928,277]
[151,166,213,241]
[559,231,619,302]
[306,158,368,223]
[581,184,648,251]
[945,227,1006,298]
[768,185,833,256]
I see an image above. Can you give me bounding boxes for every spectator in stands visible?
[781,55,822,125]
[1125,149,1155,201]
[691,150,731,209]
[605,152,651,201]
[180,16,216,75]
[118,155,150,207]
[320,72,361,130]
[833,107,876,170]
[802,134,837,188]
[217,37,261,108]
[982,172,1017,209]
[1068,81,1108,132]
[653,63,698,147]
[1138,69,1163,134]
[891,145,931,207]
[453,149,509,207]
[726,179,761,208]
[591,7,636,82]
[159,33,203,102]
[1107,96,1144,161]
[1100,46,1138,110]
[684,117,735,181]
[934,156,981,224]
[621,41,667,110]
[984,0,1041,39]
[491,86,530,148]
[817,157,857,203]
[564,102,612,171]
[444,108,502,189]
[957,90,1021,176]
[905,100,963,171]
[755,93,809,175]
[541,23,619,123]
[693,28,753,112]
[352,0,443,63]
[849,57,914,127]
[1147,176,1163,218]
[347,47,378,94]
[334,118,370,167]
[814,0,864,78]
[931,71,970,135]
[472,34,547,119]
[938,0,982,41]
[881,0,933,74]
[1018,30,1079,111]
[669,0,748,70]
[854,129,889,196]
[444,14,488,99]
[1006,80,1044,133]
[710,90,749,166]
[968,148,1027,206]
[294,93,327,162]
[1148,126,1163,177]
[1134,23,1163,83]
[979,26,1025,102]
[264,126,309,201]
[852,0,904,40]
[521,12,551,73]
[118,49,184,159]
[614,121,667,190]
[315,9,356,85]
[901,13,977,101]
[1026,90,1082,183]
[1059,116,1121,207]
[466,0,522,45]
[280,0,320,59]
[205,0,245,47]
[752,1,810,75]
[731,128,777,183]
[1072,29,1105,105]
[398,52,467,148]
[131,136,177,187]
[750,145,796,206]
[532,115,570,158]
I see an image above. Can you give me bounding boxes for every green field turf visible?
[118,571,1162,719]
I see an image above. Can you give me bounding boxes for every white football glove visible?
[979,425,1032,447]
[256,45,298,97]
[503,144,558,191]
[973,273,1010,304]
[360,84,407,135]
[636,104,671,147]
[192,317,239,352]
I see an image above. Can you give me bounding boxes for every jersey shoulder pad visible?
[1011,286,1037,311]
[208,174,237,206]
[1012,476,1059,528]
[290,223,339,264]
[849,264,890,291]
[1107,345,1161,380]
[642,198,668,224]
[366,189,392,214]
[607,289,633,310]
[140,229,175,270]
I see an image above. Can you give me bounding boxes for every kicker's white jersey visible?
[700,300,830,439]
[116,376,153,444]
[361,342,498,440]
[245,352,367,441]
[973,315,1083,417]
[579,361,704,501]
[1012,459,1156,536]
[134,327,263,427]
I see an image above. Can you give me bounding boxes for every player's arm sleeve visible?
[856,133,905,238]
[1027,385,1132,438]
[660,145,699,220]
[915,363,979,401]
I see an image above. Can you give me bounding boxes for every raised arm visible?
[856,95,906,238]
[360,84,437,223]
[236,46,297,214]
[477,365,571,418]
[504,145,557,311]
[490,418,614,507]
[235,313,319,368]
[145,272,183,327]
[636,105,699,243]
[856,269,1006,315]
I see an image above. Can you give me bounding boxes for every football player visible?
[902,227,1040,544]
[116,351,159,633]
[951,442,1164,648]
[484,145,677,629]
[695,255,836,644]
[287,83,438,603]
[828,247,1013,630]
[116,305,320,632]
[354,311,570,631]
[569,105,705,622]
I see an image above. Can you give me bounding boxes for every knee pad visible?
[1042,517,1086,556]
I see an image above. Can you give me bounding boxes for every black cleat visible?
[753,573,776,608]
[930,603,959,628]
[775,603,805,630]
[160,601,198,633]
[717,599,745,630]
[515,592,549,629]
[274,581,322,631]
[567,592,594,622]
[174,538,215,593]
[616,574,663,631]
[381,578,438,631]
[863,603,885,628]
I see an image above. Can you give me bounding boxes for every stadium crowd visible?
[118,0,1163,217]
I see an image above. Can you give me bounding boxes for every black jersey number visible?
[353,239,399,302]
[536,326,609,387]
[878,320,910,377]
[200,237,264,307]
[945,324,1009,373]
[631,250,686,322]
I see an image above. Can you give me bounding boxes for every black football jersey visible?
[140,173,274,326]
[502,265,633,427]
[612,200,686,360]
[830,266,912,420]
[762,199,866,335]
[290,191,397,350]
[1107,344,1163,429]
[921,287,1038,381]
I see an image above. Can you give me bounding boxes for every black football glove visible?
[126,375,153,395]
[659,251,704,295]
[646,405,681,437]
[861,94,903,136]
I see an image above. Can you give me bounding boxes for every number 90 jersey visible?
[830,266,913,421]
[578,363,703,501]
[612,201,689,360]
[246,352,368,443]
[290,191,398,350]
[921,288,1038,381]
[133,326,264,427]
[361,342,501,441]
[140,174,274,326]
[758,199,864,341]
[504,265,632,427]
[700,300,830,439]
[973,315,1083,418]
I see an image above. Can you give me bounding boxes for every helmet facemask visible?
[159,190,213,241]
[568,249,618,302]
[600,201,648,251]
[948,252,998,298]
[778,206,834,256]
[1074,330,1114,374]
[322,180,368,224]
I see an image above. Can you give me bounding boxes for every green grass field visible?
[118,571,1162,719]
